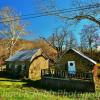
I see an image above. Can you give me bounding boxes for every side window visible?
[17,65,21,72]
[24,65,27,70]
[22,65,25,71]
[15,65,18,69]
[9,64,12,69]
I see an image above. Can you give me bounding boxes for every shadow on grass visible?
[22,79,96,93]
[22,79,42,89]
[0,71,23,81]
[0,71,96,93]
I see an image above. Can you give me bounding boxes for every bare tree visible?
[0,7,29,56]
[48,27,78,57]
[80,24,99,54]
[66,31,78,50]
[48,27,67,57]
[79,35,88,52]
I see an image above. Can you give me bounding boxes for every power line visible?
[2,3,100,19]
[0,3,100,23]
[16,3,100,17]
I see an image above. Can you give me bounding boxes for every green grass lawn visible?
[0,78,100,100]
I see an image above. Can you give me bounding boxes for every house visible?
[58,49,97,74]
[41,49,96,92]
[5,48,55,80]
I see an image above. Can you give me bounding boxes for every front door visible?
[68,61,76,74]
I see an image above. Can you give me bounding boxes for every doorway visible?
[68,61,76,74]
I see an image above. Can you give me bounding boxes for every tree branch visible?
[54,12,100,26]
[73,15,100,26]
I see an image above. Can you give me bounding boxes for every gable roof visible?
[30,48,48,62]
[67,49,97,64]
[5,49,40,61]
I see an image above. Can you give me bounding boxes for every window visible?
[9,64,12,69]
[68,61,76,74]
[22,65,25,71]
[70,63,73,66]
[15,65,18,69]
[24,65,27,70]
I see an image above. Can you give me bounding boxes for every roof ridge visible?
[72,48,97,64]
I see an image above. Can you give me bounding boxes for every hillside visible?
[0,39,57,64]
[0,38,99,64]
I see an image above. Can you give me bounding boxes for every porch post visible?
[93,64,98,82]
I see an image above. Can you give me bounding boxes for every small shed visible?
[5,48,53,80]
[59,49,97,74]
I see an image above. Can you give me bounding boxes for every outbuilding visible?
[5,48,54,80]
[59,49,97,74]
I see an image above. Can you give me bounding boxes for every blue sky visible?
[0,0,99,42]
[0,0,66,40]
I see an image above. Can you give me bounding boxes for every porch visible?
[41,68,94,80]
[41,69,95,92]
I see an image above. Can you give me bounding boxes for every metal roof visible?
[6,49,39,61]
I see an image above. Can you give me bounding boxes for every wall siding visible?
[6,61,30,78]
[60,51,94,72]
